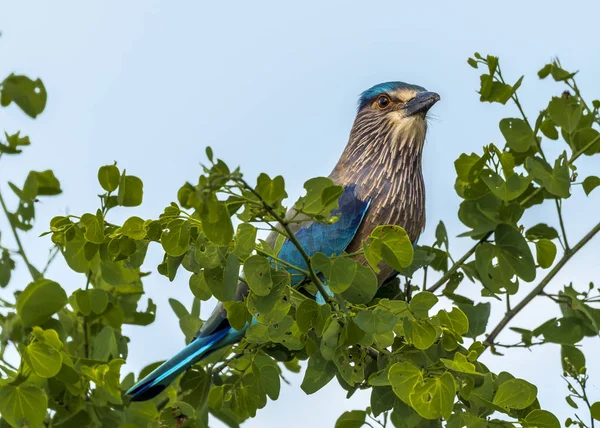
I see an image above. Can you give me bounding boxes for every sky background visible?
[1,1,599,426]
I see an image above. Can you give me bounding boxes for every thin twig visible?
[234,178,335,305]
[484,221,600,349]
[0,189,39,280]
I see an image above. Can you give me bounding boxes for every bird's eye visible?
[376,95,391,109]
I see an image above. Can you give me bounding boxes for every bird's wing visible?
[278,184,370,284]
[198,184,370,336]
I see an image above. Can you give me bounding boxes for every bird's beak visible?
[403,91,441,117]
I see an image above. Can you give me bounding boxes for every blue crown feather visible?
[358,81,426,111]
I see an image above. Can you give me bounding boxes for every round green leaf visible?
[17,279,67,327]
[522,409,561,428]
[243,255,273,296]
[0,384,48,427]
[409,372,455,420]
[591,402,600,422]
[25,341,63,377]
[122,216,147,240]
[492,378,537,410]
[535,239,557,268]
[409,291,439,319]
[161,219,191,257]
[334,410,366,428]
[341,264,377,304]
[97,164,120,192]
[388,361,423,404]
[353,308,397,335]
[300,352,336,395]
[189,273,212,301]
[499,118,533,152]
[117,172,144,207]
[404,318,438,350]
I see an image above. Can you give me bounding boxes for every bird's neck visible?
[329,119,427,241]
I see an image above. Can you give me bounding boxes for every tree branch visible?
[484,221,600,349]
[0,189,39,280]
[234,178,335,305]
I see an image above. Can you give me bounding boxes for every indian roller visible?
[126,82,440,401]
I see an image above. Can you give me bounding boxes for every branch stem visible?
[234,178,334,305]
[484,221,600,348]
[0,189,38,280]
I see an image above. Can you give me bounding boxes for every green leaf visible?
[98,164,120,192]
[199,197,234,245]
[522,409,561,428]
[246,271,290,325]
[0,250,15,288]
[92,325,118,361]
[168,298,189,319]
[301,352,336,394]
[561,345,585,372]
[233,223,257,261]
[161,219,191,257]
[548,96,582,133]
[457,302,490,338]
[525,154,571,198]
[80,213,105,244]
[256,173,287,205]
[341,263,378,304]
[0,384,47,427]
[179,315,202,342]
[437,307,469,336]
[591,402,600,422]
[409,372,456,420]
[117,172,144,207]
[535,239,556,268]
[440,352,478,374]
[572,127,600,156]
[311,253,357,293]
[256,359,280,401]
[334,410,366,428]
[354,308,397,335]
[403,318,438,350]
[540,119,559,140]
[539,317,583,344]
[296,299,319,333]
[22,170,62,198]
[0,74,47,117]
[17,279,67,327]
[409,291,438,318]
[499,118,534,152]
[320,319,341,360]
[189,273,212,300]
[364,225,414,272]
[296,177,344,215]
[583,176,600,196]
[24,341,62,377]
[243,255,273,296]
[388,361,423,404]
[205,255,239,302]
[492,378,537,410]
[225,301,250,331]
[0,131,30,154]
[476,224,536,293]
[481,169,531,201]
[122,216,146,240]
[526,223,558,240]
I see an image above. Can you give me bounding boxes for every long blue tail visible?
[125,326,241,401]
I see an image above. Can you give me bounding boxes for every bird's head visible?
[351,81,440,153]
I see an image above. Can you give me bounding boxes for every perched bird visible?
[126,82,440,401]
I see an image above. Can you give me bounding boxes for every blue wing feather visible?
[278,184,370,285]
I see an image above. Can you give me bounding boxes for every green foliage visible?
[0,55,599,428]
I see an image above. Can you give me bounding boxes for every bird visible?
[125,81,440,401]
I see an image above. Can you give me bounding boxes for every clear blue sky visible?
[1,1,599,426]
